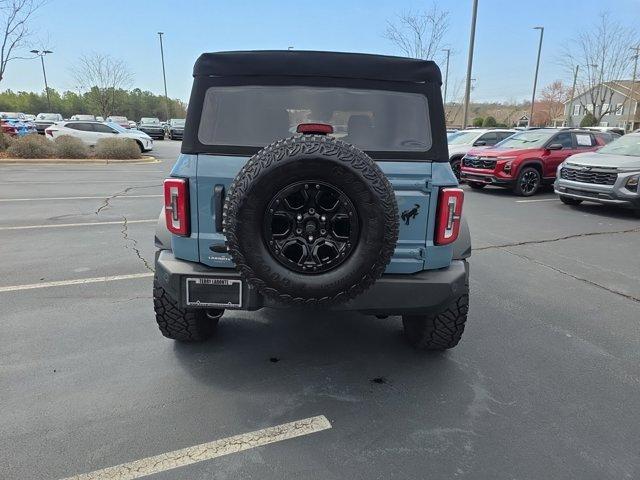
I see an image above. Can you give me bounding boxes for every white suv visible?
[448,128,515,179]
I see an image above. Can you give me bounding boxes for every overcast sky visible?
[4,0,640,103]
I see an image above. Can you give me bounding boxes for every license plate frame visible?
[185,277,242,308]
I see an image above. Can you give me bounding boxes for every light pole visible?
[157,32,170,121]
[626,46,639,132]
[461,0,478,129]
[442,48,451,106]
[528,26,544,128]
[30,49,53,111]
[566,64,579,127]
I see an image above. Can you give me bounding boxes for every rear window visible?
[198,86,431,152]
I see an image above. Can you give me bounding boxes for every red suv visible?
[460,129,608,196]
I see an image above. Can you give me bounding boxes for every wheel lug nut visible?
[320,215,326,221]
[315,184,320,189]
[296,214,302,221]
[296,228,302,234]
[309,208,315,214]
[304,184,309,189]
[320,229,326,235]
[308,236,313,242]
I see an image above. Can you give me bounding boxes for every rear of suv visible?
[153,50,471,350]
[460,128,608,196]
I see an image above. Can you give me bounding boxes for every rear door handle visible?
[213,184,225,232]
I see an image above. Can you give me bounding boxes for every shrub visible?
[94,138,142,159]
[472,117,484,127]
[482,116,497,127]
[0,132,13,151]
[580,112,598,127]
[53,135,89,158]
[7,134,54,158]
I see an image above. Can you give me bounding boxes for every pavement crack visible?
[95,184,162,215]
[502,248,639,303]
[120,215,155,272]
[474,226,640,251]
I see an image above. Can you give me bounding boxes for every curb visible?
[0,155,158,165]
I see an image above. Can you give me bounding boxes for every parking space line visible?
[0,219,156,231]
[0,273,154,292]
[0,194,162,202]
[60,415,332,480]
[515,198,558,203]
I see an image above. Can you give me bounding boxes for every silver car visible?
[555,132,640,213]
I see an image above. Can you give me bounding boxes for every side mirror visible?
[547,143,563,151]
[473,140,487,146]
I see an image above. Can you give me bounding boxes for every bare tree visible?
[384,4,449,61]
[0,0,45,82]
[561,12,638,122]
[533,80,569,126]
[73,53,133,118]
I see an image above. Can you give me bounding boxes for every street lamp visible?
[157,32,170,121]
[442,48,451,106]
[30,49,53,111]
[461,0,479,129]
[528,26,544,128]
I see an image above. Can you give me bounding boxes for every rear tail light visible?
[164,178,189,236]
[435,188,464,245]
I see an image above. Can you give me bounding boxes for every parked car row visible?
[448,127,639,214]
[1,111,186,141]
[0,112,38,136]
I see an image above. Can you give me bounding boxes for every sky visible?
[4,0,640,104]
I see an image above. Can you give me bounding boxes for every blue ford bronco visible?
[154,50,471,350]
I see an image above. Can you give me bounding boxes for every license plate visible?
[185,277,242,308]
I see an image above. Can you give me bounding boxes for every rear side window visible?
[68,122,93,131]
[574,133,595,147]
[198,86,432,152]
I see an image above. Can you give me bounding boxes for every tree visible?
[384,4,449,61]
[561,13,639,123]
[0,0,45,83]
[533,80,569,126]
[482,116,497,127]
[72,53,133,118]
[580,112,597,127]
[472,117,483,127]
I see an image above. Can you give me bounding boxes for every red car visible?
[460,128,609,196]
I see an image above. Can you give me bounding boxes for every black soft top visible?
[193,50,441,84]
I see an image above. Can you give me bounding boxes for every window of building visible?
[572,104,581,115]
[615,103,624,115]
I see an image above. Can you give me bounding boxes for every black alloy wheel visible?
[264,181,359,274]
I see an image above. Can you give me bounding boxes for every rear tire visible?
[468,182,486,190]
[559,195,582,205]
[402,293,469,350]
[153,280,221,342]
[513,167,541,196]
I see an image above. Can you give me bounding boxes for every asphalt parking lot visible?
[2,141,639,480]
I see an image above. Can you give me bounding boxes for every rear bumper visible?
[155,250,469,316]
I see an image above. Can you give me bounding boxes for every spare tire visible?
[223,135,399,305]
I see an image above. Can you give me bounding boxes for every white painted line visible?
[60,415,332,480]
[0,194,162,202]
[0,272,154,293]
[0,180,161,185]
[515,198,558,203]
[0,219,156,231]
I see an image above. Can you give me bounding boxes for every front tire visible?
[153,280,221,342]
[450,157,462,181]
[402,294,469,350]
[559,195,582,205]
[513,167,541,196]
